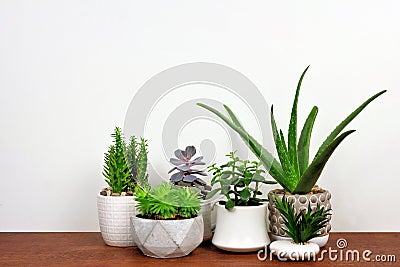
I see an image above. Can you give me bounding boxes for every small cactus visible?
[126,136,149,190]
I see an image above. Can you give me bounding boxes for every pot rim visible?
[131,214,203,222]
[97,194,135,198]
[215,201,268,210]
[269,187,330,196]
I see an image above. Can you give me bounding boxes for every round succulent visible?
[169,146,211,197]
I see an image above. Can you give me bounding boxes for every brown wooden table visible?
[0,232,398,266]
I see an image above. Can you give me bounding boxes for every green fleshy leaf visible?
[297,106,318,175]
[295,130,356,193]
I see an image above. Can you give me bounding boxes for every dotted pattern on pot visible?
[97,195,137,247]
[267,189,332,237]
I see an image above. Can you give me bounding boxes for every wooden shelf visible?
[0,232,398,266]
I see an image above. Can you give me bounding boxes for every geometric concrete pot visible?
[267,187,332,247]
[131,215,204,258]
[97,194,136,247]
[212,202,270,252]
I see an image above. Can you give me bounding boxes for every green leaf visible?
[288,66,309,178]
[222,105,285,178]
[297,106,318,175]
[271,106,298,192]
[314,90,386,160]
[295,130,356,193]
[197,103,287,188]
[225,199,235,210]
[240,188,251,200]
[205,188,221,200]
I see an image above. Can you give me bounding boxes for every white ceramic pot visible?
[269,240,320,261]
[131,215,204,258]
[212,202,270,252]
[270,233,329,248]
[97,194,136,247]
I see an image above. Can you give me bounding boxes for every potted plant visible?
[269,194,331,261]
[131,182,204,258]
[169,145,216,240]
[197,66,386,246]
[97,127,149,247]
[206,151,276,252]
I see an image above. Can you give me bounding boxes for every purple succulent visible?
[169,146,211,197]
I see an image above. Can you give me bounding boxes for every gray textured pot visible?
[131,215,204,258]
[267,187,332,247]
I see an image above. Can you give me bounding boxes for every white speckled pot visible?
[131,215,204,258]
[97,194,136,247]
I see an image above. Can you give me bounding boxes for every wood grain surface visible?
[0,232,398,266]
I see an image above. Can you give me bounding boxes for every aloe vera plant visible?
[197,66,386,194]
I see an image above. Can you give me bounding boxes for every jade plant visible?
[273,194,331,244]
[206,151,276,210]
[169,145,212,198]
[102,127,149,195]
[197,66,386,194]
[134,182,201,220]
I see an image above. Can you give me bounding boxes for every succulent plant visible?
[125,136,150,191]
[103,127,131,194]
[197,66,386,194]
[207,151,276,210]
[134,182,201,220]
[169,146,212,198]
[273,194,331,244]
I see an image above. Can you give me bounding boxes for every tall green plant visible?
[103,127,131,194]
[197,66,386,194]
[125,136,149,190]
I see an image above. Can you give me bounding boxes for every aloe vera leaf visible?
[197,103,288,189]
[297,106,318,175]
[288,66,309,178]
[270,106,298,192]
[294,130,356,194]
[222,104,284,175]
[314,90,386,160]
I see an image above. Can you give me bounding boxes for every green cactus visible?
[126,136,149,190]
[103,127,131,194]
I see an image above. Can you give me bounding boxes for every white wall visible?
[0,0,399,231]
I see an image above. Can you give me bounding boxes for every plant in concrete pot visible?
[198,66,386,246]
[269,194,331,261]
[207,151,276,252]
[131,182,204,258]
[97,127,149,247]
[169,145,215,240]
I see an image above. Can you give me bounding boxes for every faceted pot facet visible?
[131,215,204,258]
